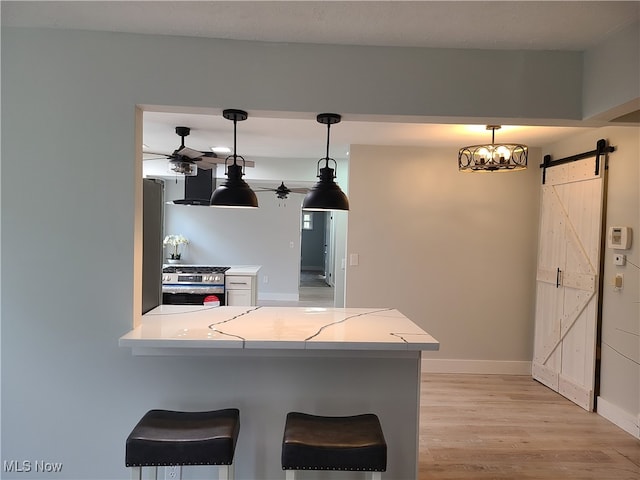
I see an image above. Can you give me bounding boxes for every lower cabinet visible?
[225,275,257,306]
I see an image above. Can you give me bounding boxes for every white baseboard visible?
[422,358,532,375]
[597,396,640,439]
[257,293,299,302]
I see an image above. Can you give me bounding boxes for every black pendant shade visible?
[210,109,258,208]
[209,162,258,208]
[302,113,349,211]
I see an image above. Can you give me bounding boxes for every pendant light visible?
[210,109,258,208]
[458,125,528,172]
[302,113,350,211]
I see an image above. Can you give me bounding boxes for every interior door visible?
[324,212,335,287]
[533,158,604,411]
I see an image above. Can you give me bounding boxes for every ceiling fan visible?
[143,126,254,175]
[255,181,310,200]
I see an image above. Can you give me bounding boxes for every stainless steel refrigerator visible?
[142,178,164,314]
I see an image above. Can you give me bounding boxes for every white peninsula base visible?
[120,306,439,479]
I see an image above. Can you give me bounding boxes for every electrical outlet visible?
[165,466,180,480]
[263,275,269,284]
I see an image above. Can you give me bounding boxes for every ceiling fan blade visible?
[175,148,256,167]
[143,150,171,157]
[202,157,256,168]
[176,146,205,159]
[289,188,310,193]
[143,153,172,161]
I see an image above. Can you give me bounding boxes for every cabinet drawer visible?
[225,276,252,290]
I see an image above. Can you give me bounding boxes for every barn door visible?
[533,157,605,411]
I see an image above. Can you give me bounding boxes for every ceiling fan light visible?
[169,161,198,176]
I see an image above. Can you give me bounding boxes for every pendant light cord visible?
[232,118,238,165]
[324,122,331,167]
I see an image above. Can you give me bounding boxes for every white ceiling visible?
[4,1,639,162]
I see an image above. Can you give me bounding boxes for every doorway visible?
[300,211,334,305]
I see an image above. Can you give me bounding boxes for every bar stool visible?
[126,408,240,480]
[281,412,387,479]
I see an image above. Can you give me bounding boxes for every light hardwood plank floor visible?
[420,374,640,479]
[258,287,334,307]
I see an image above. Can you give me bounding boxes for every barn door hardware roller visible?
[540,139,615,184]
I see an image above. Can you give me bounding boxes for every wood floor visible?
[420,374,640,479]
[258,271,335,308]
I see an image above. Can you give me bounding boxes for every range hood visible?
[172,167,214,206]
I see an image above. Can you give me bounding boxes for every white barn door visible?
[533,158,604,411]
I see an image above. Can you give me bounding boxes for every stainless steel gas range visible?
[162,265,230,305]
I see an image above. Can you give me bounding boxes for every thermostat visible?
[607,226,632,250]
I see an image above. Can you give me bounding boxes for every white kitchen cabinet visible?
[225,275,257,306]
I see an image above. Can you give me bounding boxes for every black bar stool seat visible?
[126,408,239,478]
[282,412,386,477]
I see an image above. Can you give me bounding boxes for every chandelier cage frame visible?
[458,125,528,172]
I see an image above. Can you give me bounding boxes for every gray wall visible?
[163,178,304,300]
[2,25,638,478]
[583,22,640,120]
[346,145,541,363]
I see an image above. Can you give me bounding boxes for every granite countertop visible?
[162,264,261,275]
[119,305,439,352]
[225,265,261,275]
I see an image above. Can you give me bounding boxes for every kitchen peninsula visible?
[120,306,439,479]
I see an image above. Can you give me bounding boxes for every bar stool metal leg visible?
[217,464,232,480]
[284,470,381,479]
[130,466,141,480]
[131,465,231,480]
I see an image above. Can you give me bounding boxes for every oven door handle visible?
[162,286,224,294]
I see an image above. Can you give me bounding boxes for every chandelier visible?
[458,126,528,172]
